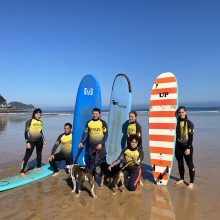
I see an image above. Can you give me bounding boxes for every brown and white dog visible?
[66,164,97,198]
[98,161,125,195]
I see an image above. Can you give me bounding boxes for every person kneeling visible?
[48,123,73,176]
[109,135,144,191]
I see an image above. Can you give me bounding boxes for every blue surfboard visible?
[0,164,54,191]
[106,74,132,163]
[72,74,101,166]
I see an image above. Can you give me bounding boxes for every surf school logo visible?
[84,88,93,95]
[112,98,127,109]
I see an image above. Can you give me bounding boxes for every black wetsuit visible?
[115,146,144,191]
[127,121,142,148]
[20,118,45,173]
[175,117,195,183]
[80,118,108,175]
[49,133,72,173]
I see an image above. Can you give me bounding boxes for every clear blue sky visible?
[1,0,220,108]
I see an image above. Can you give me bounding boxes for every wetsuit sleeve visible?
[112,148,126,166]
[101,119,108,145]
[24,119,32,142]
[138,147,144,162]
[136,122,142,138]
[187,120,194,149]
[51,134,63,155]
[80,121,89,144]
[41,121,46,142]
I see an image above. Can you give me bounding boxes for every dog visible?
[98,161,125,195]
[66,164,97,198]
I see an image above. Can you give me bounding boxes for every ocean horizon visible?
[1,105,220,115]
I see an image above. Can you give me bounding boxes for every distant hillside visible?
[9,102,35,110]
[0,95,7,106]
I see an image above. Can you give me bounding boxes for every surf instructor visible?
[79,108,108,176]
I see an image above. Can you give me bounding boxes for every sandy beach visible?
[0,112,220,220]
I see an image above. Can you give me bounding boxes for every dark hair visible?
[176,106,188,118]
[32,108,42,119]
[64,123,72,129]
[128,134,139,144]
[129,111,137,117]
[92,108,100,113]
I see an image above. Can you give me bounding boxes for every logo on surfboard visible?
[112,98,127,109]
[84,88,93,95]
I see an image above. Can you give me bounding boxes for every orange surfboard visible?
[149,72,178,185]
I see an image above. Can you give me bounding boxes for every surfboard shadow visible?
[141,163,180,184]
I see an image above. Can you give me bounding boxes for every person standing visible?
[127,111,142,148]
[20,108,47,177]
[48,123,72,176]
[175,106,195,189]
[79,108,108,176]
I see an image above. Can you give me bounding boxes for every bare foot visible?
[37,168,43,171]
[139,180,144,187]
[176,180,184,185]
[52,172,59,177]
[186,183,194,190]
[20,173,26,177]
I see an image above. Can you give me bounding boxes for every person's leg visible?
[36,139,43,169]
[20,142,35,175]
[128,168,142,191]
[64,155,73,173]
[175,145,185,184]
[49,152,64,174]
[88,148,96,176]
[184,146,195,189]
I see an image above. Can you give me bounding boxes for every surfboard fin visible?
[152,164,155,171]
[165,166,169,173]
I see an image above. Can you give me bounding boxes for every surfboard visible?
[149,72,178,185]
[72,74,101,166]
[106,74,132,164]
[151,186,176,219]
[0,164,53,192]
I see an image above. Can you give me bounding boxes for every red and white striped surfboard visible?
[149,72,178,185]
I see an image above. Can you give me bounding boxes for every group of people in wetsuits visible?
[20,106,195,190]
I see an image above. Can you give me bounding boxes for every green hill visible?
[9,102,35,110]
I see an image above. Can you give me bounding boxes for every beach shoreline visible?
[0,112,220,219]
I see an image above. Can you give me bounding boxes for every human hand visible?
[96,144,102,150]
[26,143,31,149]
[79,143,84,148]
[48,155,54,161]
[185,149,190,155]
[108,165,112,171]
[131,156,137,162]
[43,141,47,147]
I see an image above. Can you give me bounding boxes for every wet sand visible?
[0,112,220,220]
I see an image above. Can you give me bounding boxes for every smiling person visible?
[127,111,142,148]
[175,106,195,189]
[20,108,47,177]
[79,108,108,176]
[48,123,73,176]
[109,134,144,191]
